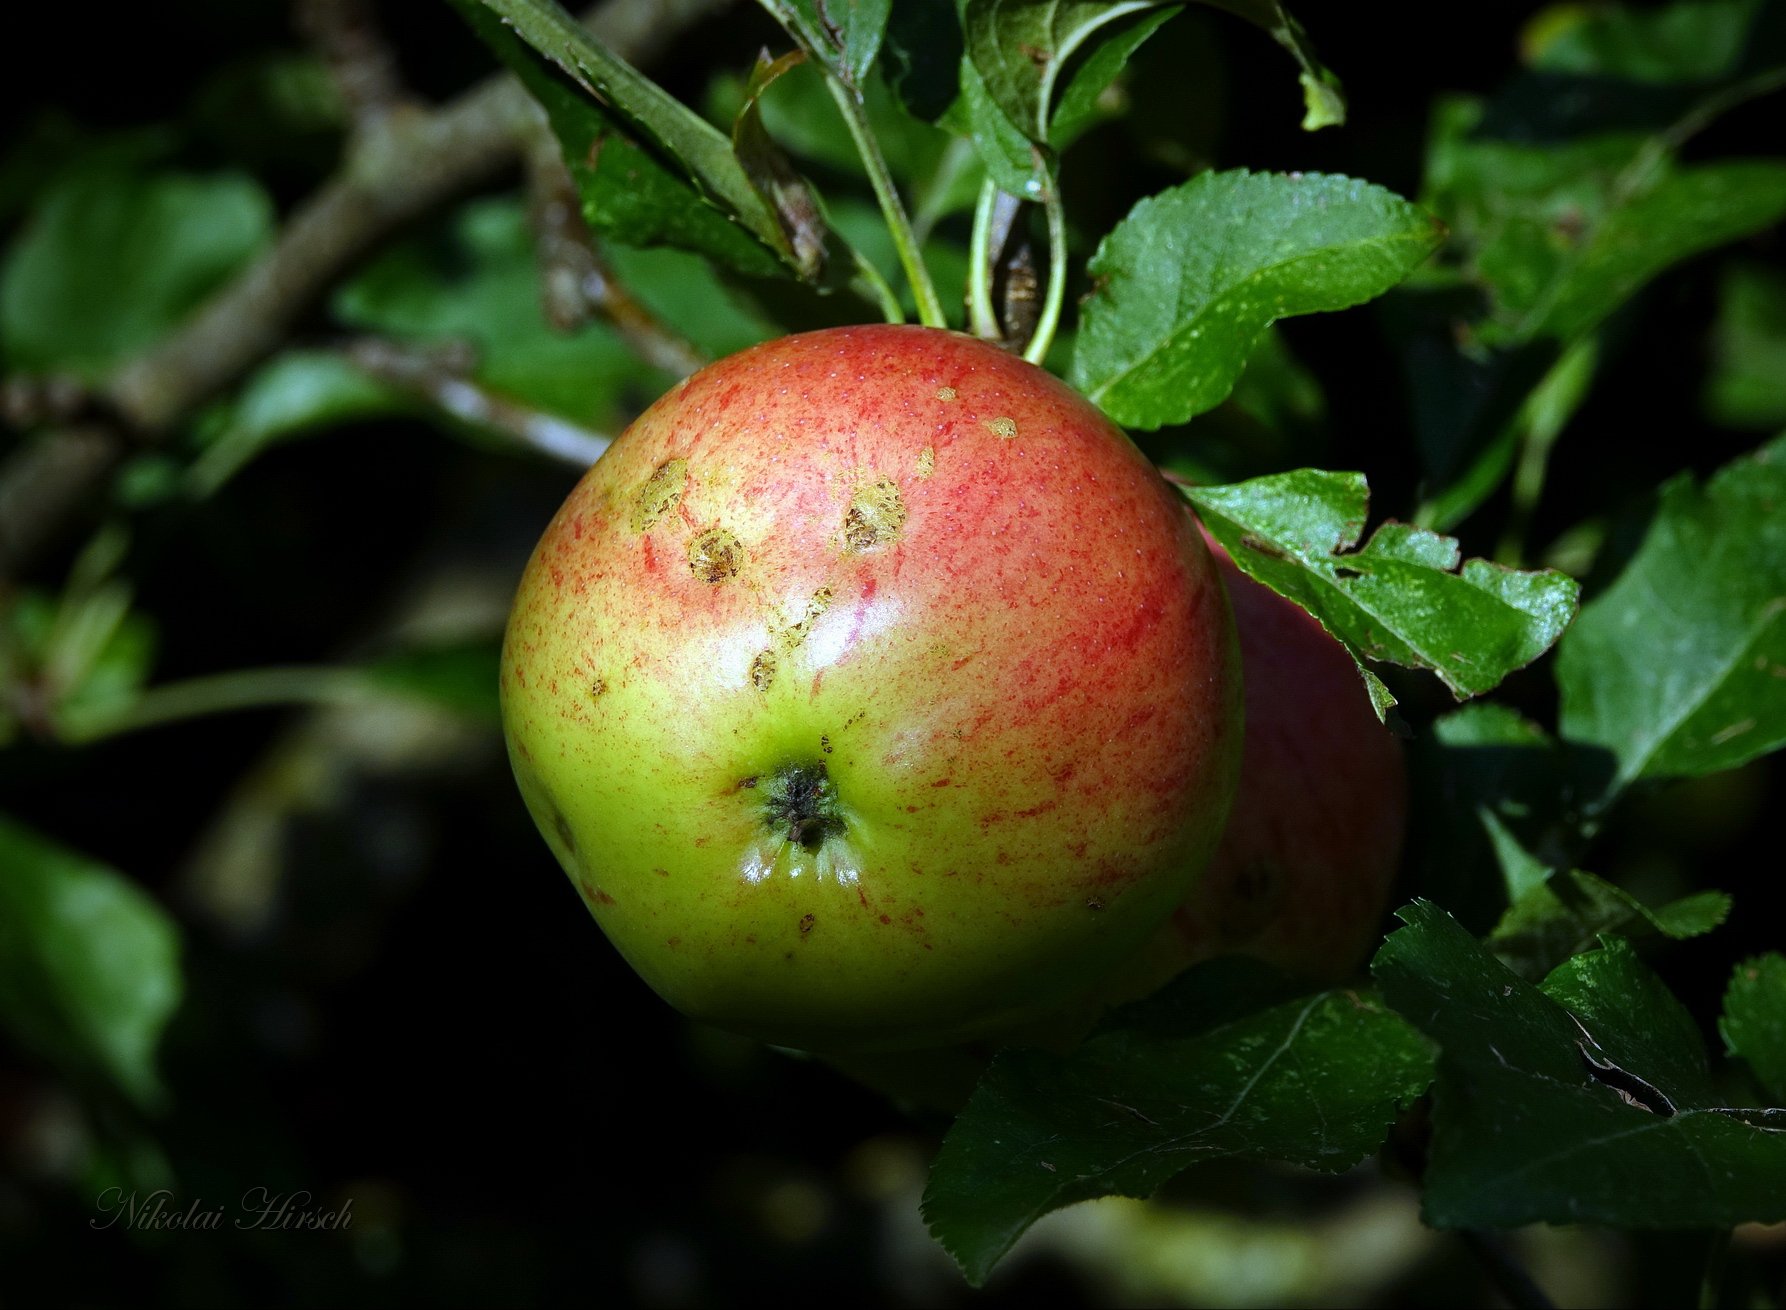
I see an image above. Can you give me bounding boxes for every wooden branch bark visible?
[0,0,731,583]
[105,0,732,434]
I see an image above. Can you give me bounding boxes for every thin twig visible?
[577,250,710,376]
[847,251,906,325]
[1022,169,1067,366]
[294,0,410,128]
[58,665,394,744]
[967,180,1003,341]
[341,337,609,467]
[522,119,709,374]
[819,74,948,328]
[1,374,92,430]
[968,181,1047,354]
[525,123,600,334]
[0,428,124,583]
[1614,65,1786,203]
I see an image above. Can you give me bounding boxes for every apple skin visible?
[1104,527,1408,997]
[832,527,1407,1108]
[500,325,1242,1053]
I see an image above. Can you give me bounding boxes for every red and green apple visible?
[500,325,1243,1053]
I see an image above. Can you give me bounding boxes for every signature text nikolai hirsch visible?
[91,1187,354,1232]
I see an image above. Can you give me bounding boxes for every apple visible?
[499,325,1243,1053]
[1107,526,1408,997]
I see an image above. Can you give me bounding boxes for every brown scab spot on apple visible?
[589,677,607,701]
[630,457,688,531]
[935,386,957,402]
[1086,897,1105,911]
[841,477,906,552]
[916,446,935,480]
[750,649,777,691]
[778,587,833,652]
[798,912,816,937]
[983,417,1018,439]
[820,734,833,755]
[688,526,744,583]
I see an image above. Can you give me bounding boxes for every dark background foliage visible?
[1,1,1780,1305]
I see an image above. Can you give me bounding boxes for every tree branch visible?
[341,337,608,467]
[0,428,125,583]
[0,0,729,583]
[104,0,731,435]
[294,0,410,128]
[522,121,709,376]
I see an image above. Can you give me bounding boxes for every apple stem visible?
[819,75,950,331]
[848,249,907,326]
[1021,172,1068,367]
[967,180,1002,342]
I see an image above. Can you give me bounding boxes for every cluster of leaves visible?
[1,0,1784,1297]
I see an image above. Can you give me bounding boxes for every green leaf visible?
[711,59,960,194]
[49,602,156,735]
[602,244,780,360]
[1199,0,1343,129]
[1527,0,1765,85]
[1414,333,1597,535]
[332,198,669,428]
[1557,435,1786,791]
[188,351,403,496]
[1541,936,1716,1108]
[0,815,183,1109]
[961,0,1341,143]
[730,49,829,280]
[361,641,502,724]
[1217,323,1325,435]
[952,56,1051,199]
[1070,171,1443,429]
[1405,7,1786,517]
[1491,869,1730,980]
[0,168,272,378]
[1721,954,1786,1104]
[451,0,794,277]
[1047,7,1180,150]
[962,0,1172,140]
[0,529,159,739]
[922,958,1433,1287]
[1516,161,1786,343]
[1411,704,1591,919]
[1185,470,1579,708]
[764,0,893,88]
[882,0,964,121]
[0,115,177,225]
[1422,95,1786,348]
[1705,261,1786,430]
[1375,901,1786,1229]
